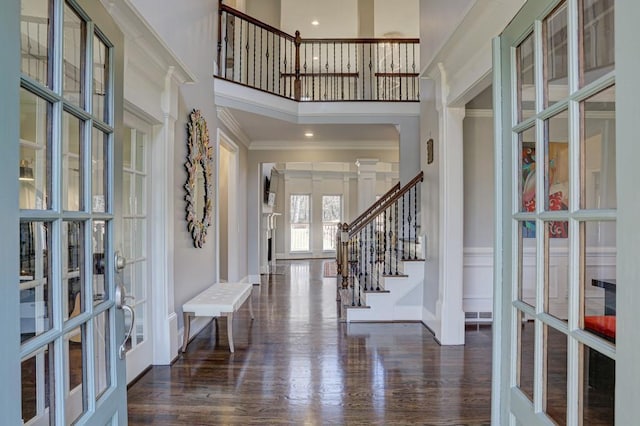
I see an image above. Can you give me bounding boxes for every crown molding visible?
[249,140,399,151]
[216,107,251,147]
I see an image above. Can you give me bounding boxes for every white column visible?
[434,63,466,345]
[152,68,179,364]
[355,158,378,214]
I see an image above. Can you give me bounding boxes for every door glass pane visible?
[518,222,537,308]
[581,85,616,209]
[65,221,84,321]
[65,325,87,424]
[93,34,109,123]
[546,221,569,320]
[582,220,616,335]
[133,219,145,259]
[20,88,51,210]
[20,222,52,343]
[123,172,132,216]
[63,111,83,211]
[134,303,145,345]
[134,261,146,300]
[63,3,85,107]
[544,3,568,107]
[517,311,535,402]
[517,33,536,122]
[582,344,615,424]
[135,175,145,215]
[519,126,536,214]
[93,220,107,305]
[545,113,569,213]
[92,128,107,213]
[123,127,132,169]
[545,325,568,425]
[135,131,145,172]
[580,0,614,87]
[94,310,110,399]
[21,344,54,425]
[21,0,51,86]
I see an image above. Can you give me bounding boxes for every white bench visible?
[181,282,255,353]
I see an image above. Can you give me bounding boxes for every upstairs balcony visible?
[217,2,420,102]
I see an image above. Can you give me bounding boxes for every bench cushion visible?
[183,283,253,317]
[584,315,616,341]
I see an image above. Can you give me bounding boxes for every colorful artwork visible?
[521,142,569,238]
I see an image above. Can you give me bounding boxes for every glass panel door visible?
[496,0,616,424]
[17,0,127,423]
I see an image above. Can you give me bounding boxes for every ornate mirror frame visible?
[184,109,214,248]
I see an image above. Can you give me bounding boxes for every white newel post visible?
[434,63,466,345]
[356,158,378,214]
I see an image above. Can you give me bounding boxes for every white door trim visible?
[216,128,240,283]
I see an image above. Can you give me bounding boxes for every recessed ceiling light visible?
[313,56,319,61]
[311,20,319,26]
[304,132,314,138]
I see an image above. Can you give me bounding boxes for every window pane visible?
[63,111,83,211]
[135,175,145,215]
[21,344,54,424]
[581,85,615,209]
[323,223,338,251]
[519,126,536,214]
[92,128,108,213]
[290,195,310,223]
[21,0,50,86]
[290,224,309,252]
[517,311,535,402]
[582,345,614,424]
[123,172,132,216]
[322,195,341,222]
[544,3,568,107]
[545,113,569,213]
[93,34,109,122]
[63,3,85,107]
[65,221,84,321]
[20,88,51,210]
[518,222,536,308]
[582,221,616,336]
[545,326,568,425]
[93,220,107,305]
[20,222,52,343]
[517,33,536,122]
[546,221,569,320]
[94,311,110,400]
[580,0,614,87]
[135,131,145,172]
[66,325,87,423]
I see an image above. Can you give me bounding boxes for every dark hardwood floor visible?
[127,260,493,425]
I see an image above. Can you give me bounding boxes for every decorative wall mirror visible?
[184,109,214,248]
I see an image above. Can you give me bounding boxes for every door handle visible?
[119,304,135,360]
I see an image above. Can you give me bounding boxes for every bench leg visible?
[249,291,255,320]
[181,312,193,353]
[226,313,234,353]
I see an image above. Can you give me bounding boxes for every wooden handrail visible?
[219,2,295,41]
[301,38,419,44]
[349,181,400,230]
[348,171,423,237]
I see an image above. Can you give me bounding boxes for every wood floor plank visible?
[127,260,493,425]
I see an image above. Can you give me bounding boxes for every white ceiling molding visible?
[466,109,493,118]
[102,0,196,84]
[217,107,251,147]
[248,140,399,151]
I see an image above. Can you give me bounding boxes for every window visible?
[290,194,310,252]
[322,195,342,251]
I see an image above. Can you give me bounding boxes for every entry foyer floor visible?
[127,260,493,425]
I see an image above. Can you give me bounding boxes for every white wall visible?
[374,0,419,37]
[129,0,220,337]
[246,0,281,28]
[281,0,359,38]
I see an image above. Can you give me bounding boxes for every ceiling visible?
[223,107,400,144]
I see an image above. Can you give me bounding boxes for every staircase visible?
[336,172,425,322]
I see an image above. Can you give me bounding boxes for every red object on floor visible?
[584,315,616,341]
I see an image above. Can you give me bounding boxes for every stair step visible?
[382,273,409,278]
[364,289,390,294]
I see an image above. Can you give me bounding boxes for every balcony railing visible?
[217,2,420,102]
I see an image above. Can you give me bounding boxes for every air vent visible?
[465,311,493,323]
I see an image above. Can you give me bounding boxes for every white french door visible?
[494,0,618,424]
[8,0,128,424]
[122,124,152,382]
